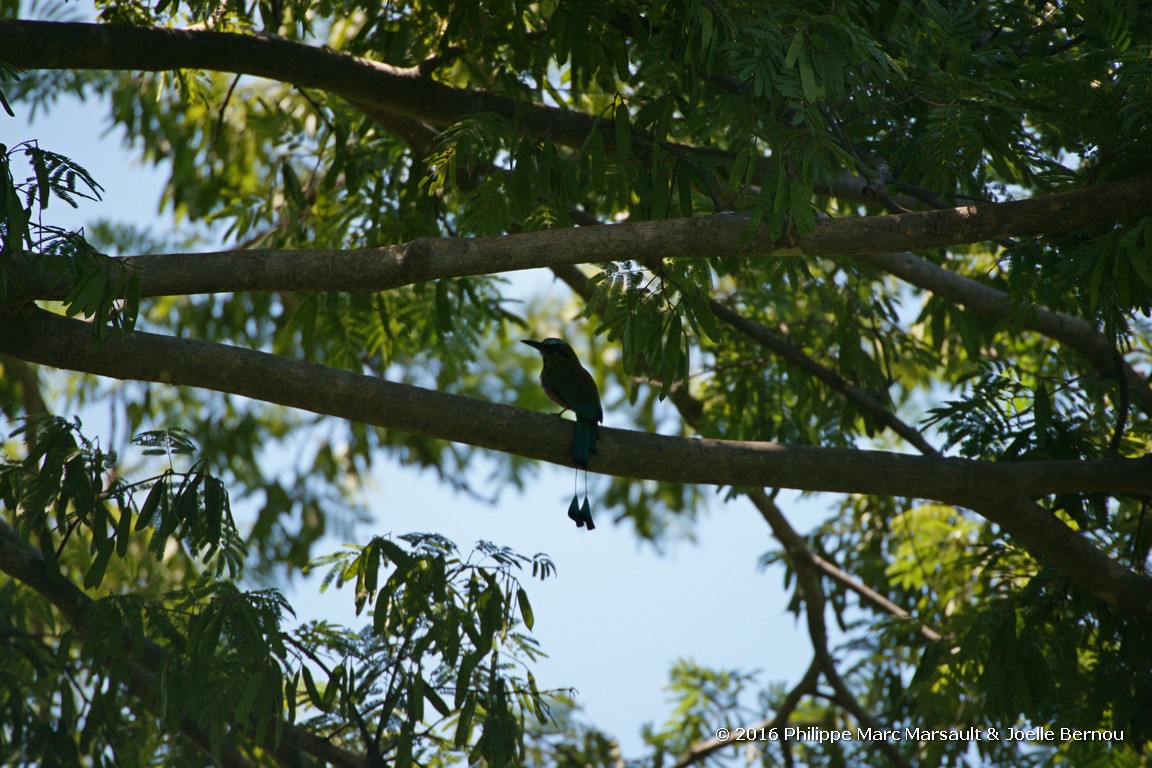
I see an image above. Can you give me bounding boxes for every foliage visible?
[1,418,554,767]
[0,140,140,336]
[2,0,1152,766]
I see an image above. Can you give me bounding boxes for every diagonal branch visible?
[856,249,1152,416]
[790,527,916,768]
[703,282,1150,622]
[706,299,941,456]
[746,489,943,643]
[672,659,820,768]
[747,488,932,767]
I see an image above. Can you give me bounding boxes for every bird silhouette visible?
[522,337,602,529]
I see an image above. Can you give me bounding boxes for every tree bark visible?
[1,306,1146,500]
[6,172,1152,302]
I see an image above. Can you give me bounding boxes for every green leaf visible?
[613,100,631,159]
[454,692,477,747]
[234,673,264,724]
[31,147,50,211]
[281,160,306,209]
[285,672,298,724]
[785,31,805,67]
[358,541,380,615]
[115,504,132,557]
[515,587,534,631]
[301,665,326,711]
[683,290,724,343]
[798,49,819,102]
[322,664,344,711]
[203,476,224,543]
[455,651,480,709]
[84,545,113,589]
[63,270,108,318]
[661,313,683,398]
[123,274,140,332]
[3,181,30,250]
[408,674,424,723]
[424,681,451,718]
[135,477,166,531]
[397,719,414,768]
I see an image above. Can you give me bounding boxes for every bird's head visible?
[521,337,579,361]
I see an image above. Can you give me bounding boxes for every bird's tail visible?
[567,494,595,530]
[572,419,598,468]
[580,496,595,530]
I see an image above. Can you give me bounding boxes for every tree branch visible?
[856,249,1152,416]
[7,172,1152,302]
[707,300,941,456]
[746,489,943,643]
[0,19,1002,216]
[672,659,820,768]
[704,284,1152,623]
[791,529,915,768]
[0,307,1146,501]
[0,19,594,141]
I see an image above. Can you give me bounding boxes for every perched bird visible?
[522,337,603,530]
[522,338,603,466]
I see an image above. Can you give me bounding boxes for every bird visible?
[522,337,603,530]
[521,338,603,466]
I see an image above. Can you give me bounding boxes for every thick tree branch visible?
[2,307,1151,617]
[554,245,1152,618]
[0,20,961,214]
[0,307,1146,501]
[0,19,594,141]
[712,301,1136,630]
[7,172,1152,303]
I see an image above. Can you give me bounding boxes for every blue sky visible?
[9,89,823,756]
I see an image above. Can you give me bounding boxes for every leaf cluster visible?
[1,418,243,587]
[1,420,570,767]
[1,141,139,336]
[290,535,559,766]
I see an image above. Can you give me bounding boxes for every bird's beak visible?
[521,339,544,350]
